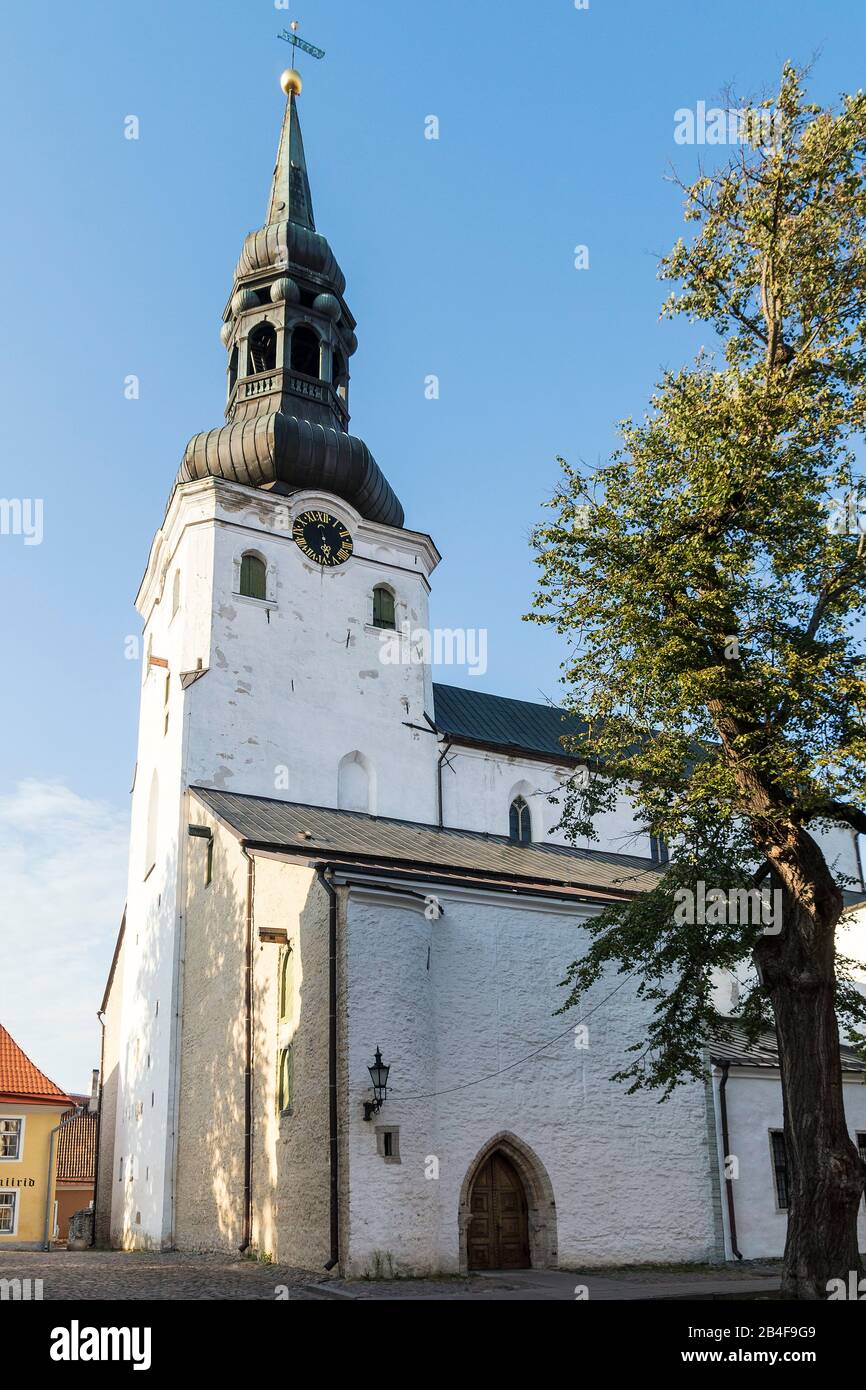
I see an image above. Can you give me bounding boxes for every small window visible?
[0,1119,22,1161]
[205,838,214,887]
[509,796,532,845]
[0,1192,17,1233]
[172,570,181,617]
[291,324,321,378]
[857,1132,866,1208]
[278,945,294,1022]
[372,586,396,631]
[248,321,277,375]
[375,1126,401,1164]
[770,1130,789,1210]
[278,1044,294,1115]
[239,553,267,601]
[649,835,669,865]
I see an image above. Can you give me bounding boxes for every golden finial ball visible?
[280,68,303,96]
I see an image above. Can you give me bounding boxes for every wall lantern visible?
[363,1047,390,1121]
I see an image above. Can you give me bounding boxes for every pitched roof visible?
[432,683,585,761]
[191,786,660,901]
[0,1025,72,1106]
[710,1022,866,1074]
[56,1110,97,1183]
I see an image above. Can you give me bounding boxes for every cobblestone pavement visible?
[0,1251,782,1301]
[0,1251,325,1301]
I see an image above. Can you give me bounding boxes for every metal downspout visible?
[719,1061,743,1260]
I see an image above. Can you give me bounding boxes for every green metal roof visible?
[432,683,586,761]
[190,786,659,900]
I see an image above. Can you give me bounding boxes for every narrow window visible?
[509,796,531,845]
[372,586,396,631]
[333,348,348,400]
[239,553,267,600]
[857,1132,866,1209]
[0,1192,17,1233]
[375,1126,401,1163]
[291,324,321,378]
[0,1119,22,1160]
[278,1044,294,1115]
[278,945,294,1022]
[172,570,181,617]
[770,1130,789,1210]
[248,321,277,375]
[205,838,214,887]
[145,772,159,878]
[649,835,669,865]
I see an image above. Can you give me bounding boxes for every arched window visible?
[228,345,239,397]
[239,553,267,600]
[291,324,321,378]
[338,751,373,814]
[278,945,294,1022]
[333,348,348,401]
[145,772,159,877]
[509,796,531,845]
[372,586,396,631]
[247,321,277,375]
[171,570,181,617]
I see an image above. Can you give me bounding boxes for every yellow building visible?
[0,1024,72,1248]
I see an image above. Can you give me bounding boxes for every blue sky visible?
[1,0,864,1087]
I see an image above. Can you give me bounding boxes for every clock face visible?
[292,510,354,568]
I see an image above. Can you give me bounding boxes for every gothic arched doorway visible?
[467,1149,530,1269]
[459,1132,558,1273]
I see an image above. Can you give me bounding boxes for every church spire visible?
[266,74,316,232]
[175,68,405,530]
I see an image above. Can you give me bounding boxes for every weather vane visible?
[278,19,326,66]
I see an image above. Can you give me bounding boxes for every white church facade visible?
[96,69,866,1275]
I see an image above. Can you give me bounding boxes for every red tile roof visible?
[56,1110,97,1182]
[0,1024,72,1106]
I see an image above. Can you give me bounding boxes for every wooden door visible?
[467,1151,530,1270]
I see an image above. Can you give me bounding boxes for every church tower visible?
[112,67,440,1248]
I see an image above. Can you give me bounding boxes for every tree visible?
[530,66,866,1300]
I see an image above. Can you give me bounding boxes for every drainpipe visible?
[437,739,452,828]
[239,849,255,1253]
[316,865,340,1271]
[718,1062,742,1260]
[91,1010,106,1247]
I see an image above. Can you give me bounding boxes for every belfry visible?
[178,68,403,528]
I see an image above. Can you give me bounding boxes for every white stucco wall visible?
[340,879,721,1275]
[714,1070,866,1260]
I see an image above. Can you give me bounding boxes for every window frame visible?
[0,1190,18,1235]
[375,1125,401,1164]
[372,585,397,631]
[769,1129,790,1211]
[509,796,532,845]
[0,1117,24,1162]
[239,552,268,602]
[278,1042,294,1117]
[278,944,294,1024]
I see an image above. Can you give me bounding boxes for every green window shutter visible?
[240,554,267,600]
[372,586,396,630]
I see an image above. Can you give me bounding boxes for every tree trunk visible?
[755,834,865,1300]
